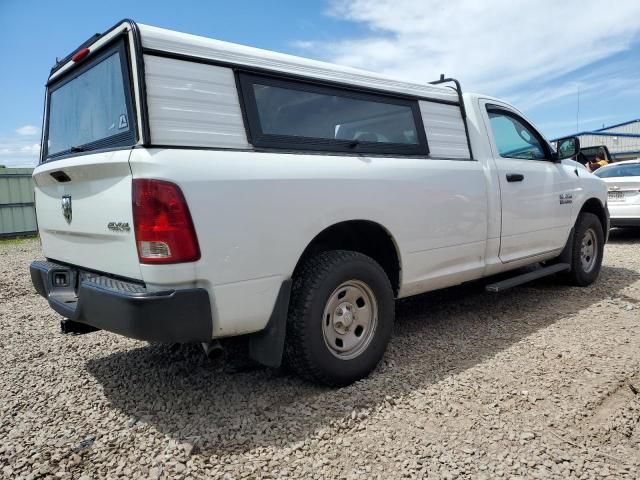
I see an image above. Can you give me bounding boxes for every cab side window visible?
[487,108,548,160]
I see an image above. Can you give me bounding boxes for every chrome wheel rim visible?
[322,280,378,360]
[580,228,597,273]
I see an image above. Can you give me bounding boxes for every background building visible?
[553,119,640,162]
[0,166,36,238]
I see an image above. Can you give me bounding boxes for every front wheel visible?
[283,250,394,386]
[563,212,605,286]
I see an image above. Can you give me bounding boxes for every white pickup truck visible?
[30,20,609,386]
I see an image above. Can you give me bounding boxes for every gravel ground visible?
[1,232,640,480]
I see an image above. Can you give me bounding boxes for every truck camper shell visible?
[44,19,472,163]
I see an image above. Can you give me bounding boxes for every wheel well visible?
[294,221,401,296]
[579,198,607,233]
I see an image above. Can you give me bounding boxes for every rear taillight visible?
[132,179,200,264]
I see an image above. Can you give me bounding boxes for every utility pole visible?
[576,85,580,133]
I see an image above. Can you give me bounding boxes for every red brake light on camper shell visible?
[71,48,90,63]
[132,179,200,264]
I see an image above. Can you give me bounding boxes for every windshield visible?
[46,43,135,158]
[595,163,640,178]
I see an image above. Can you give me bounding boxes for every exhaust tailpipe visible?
[201,340,224,360]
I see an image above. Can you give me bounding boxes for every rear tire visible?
[563,212,604,286]
[284,250,394,387]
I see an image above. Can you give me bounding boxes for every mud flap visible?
[248,279,292,368]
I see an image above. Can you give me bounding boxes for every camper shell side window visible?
[237,73,429,156]
[43,37,138,161]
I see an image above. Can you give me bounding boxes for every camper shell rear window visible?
[43,38,137,161]
[238,73,429,155]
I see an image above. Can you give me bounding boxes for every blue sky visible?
[1,0,639,166]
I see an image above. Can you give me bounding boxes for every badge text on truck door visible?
[559,193,573,205]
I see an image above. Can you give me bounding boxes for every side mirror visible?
[555,136,580,161]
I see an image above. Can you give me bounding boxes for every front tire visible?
[564,212,604,286]
[284,250,394,387]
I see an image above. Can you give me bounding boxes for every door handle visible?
[506,173,524,182]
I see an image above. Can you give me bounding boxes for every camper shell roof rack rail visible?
[429,74,473,158]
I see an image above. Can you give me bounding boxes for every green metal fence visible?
[0,166,37,238]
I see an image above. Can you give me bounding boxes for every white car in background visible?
[595,160,640,227]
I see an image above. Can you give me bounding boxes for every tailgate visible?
[33,150,142,280]
[606,179,640,205]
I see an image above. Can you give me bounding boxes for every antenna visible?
[576,85,580,133]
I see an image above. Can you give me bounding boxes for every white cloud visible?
[0,139,40,167]
[15,125,39,136]
[291,40,318,50]
[20,143,41,155]
[0,125,42,167]
[302,0,640,99]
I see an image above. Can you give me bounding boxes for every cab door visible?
[481,101,576,262]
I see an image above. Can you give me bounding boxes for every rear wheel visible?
[284,250,394,386]
[563,212,604,286]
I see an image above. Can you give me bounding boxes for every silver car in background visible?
[595,160,640,227]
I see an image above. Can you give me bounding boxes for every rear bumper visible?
[608,203,640,227]
[30,260,213,342]
[611,218,640,227]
